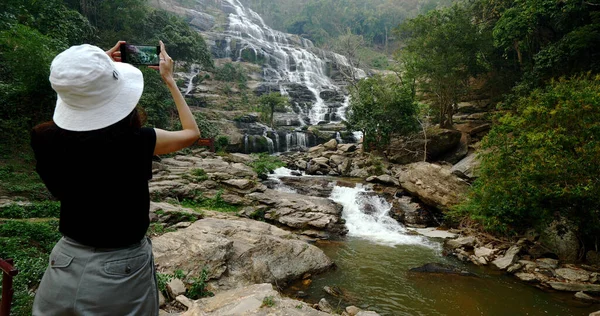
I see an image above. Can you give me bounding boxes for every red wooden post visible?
[0,258,18,316]
[196,138,215,152]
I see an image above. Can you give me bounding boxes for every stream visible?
[269,168,600,316]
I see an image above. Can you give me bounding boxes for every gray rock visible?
[248,189,347,236]
[450,152,481,180]
[547,282,600,293]
[474,247,495,258]
[176,283,330,315]
[323,139,338,151]
[492,246,521,270]
[515,272,539,283]
[539,219,580,263]
[318,298,333,313]
[167,278,186,298]
[535,258,559,269]
[397,162,470,211]
[446,236,477,250]
[356,311,381,316]
[152,216,333,291]
[338,144,357,153]
[346,306,361,315]
[555,268,590,282]
[387,128,462,164]
[575,291,600,303]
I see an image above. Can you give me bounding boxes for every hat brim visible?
[53,62,144,132]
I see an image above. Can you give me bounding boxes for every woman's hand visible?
[106,41,126,62]
[149,41,174,83]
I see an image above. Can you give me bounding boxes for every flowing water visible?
[269,168,600,316]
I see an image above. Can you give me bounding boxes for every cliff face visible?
[152,0,366,154]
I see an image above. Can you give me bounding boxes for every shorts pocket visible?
[104,253,148,276]
[50,251,74,268]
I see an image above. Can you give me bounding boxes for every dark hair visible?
[32,107,146,140]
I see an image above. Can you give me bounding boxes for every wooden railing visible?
[196,138,215,152]
[0,258,18,316]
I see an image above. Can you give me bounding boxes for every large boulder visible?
[387,128,462,164]
[247,189,347,238]
[152,215,334,291]
[450,151,481,180]
[396,162,470,211]
[539,219,580,263]
[176,283,331,315]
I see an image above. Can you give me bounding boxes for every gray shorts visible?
[32,236,158,316]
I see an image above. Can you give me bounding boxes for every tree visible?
[453,75,600,242]
[257,92,289,127]
[346,74,419,151]
[396,4,487,128]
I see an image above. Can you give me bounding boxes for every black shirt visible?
[31,125,156,248]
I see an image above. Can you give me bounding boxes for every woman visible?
[30,40,200,315]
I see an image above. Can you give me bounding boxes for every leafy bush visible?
[0,220,61,315]
[248,153,285,179]
[0,201,60,218]
[214,62,247,83]
[215,135,230,153]
[452,75,600,239]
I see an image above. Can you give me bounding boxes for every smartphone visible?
[120,44,161,66]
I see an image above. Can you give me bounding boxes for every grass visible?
[0,150,53,201]
[261,295,275,308]
[181,189,241,213]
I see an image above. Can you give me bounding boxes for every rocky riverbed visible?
[146,139,599,315]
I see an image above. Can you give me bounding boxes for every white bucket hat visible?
[50,44,144,131]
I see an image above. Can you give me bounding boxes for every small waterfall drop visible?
[335,132,343,144]
[184,67,200,96]
[330,184,435,248]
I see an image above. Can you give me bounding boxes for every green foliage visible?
[214,62,247,83]
[261,295,276,308]
[452,75,600,237]
[186,268,214,299]
[346,74,419,151]
[0,219,61,315]
[182,189,240,213]
[215,135,230,153]
[257,92,289,127]
[194,112,220,139]
[248,153,285,179]
[190,168,208,182]
[396,3,488,128]
[0,201,60,219]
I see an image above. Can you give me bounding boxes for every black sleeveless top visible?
[31,125,156,248]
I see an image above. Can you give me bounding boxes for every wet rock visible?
[548,282,600,293]
[515,272,539,283]
[536,258,559,270]
[409,263,477,277]
[575,291,600,303]
[446,236,477,250]
[492,246,521,270]
[318,298,333,313]
[474,247,495,258]
[555,268,590,282]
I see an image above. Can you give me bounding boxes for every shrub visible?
[248,153,285,179]
[452,75,600,240]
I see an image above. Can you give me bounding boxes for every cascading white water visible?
[184,67,200,96]
[221,0,364,125]
[330,184,435,248]
[336,95,351,122]
[335,132,343,144]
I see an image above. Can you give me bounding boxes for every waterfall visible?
[184,67,200,96]
[335,132,343,144]
[336,95,351,122]
[330,184,434,247]
[243,134,248,153]
[221,0,362,125]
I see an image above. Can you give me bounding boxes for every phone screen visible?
[120,44,161,65]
